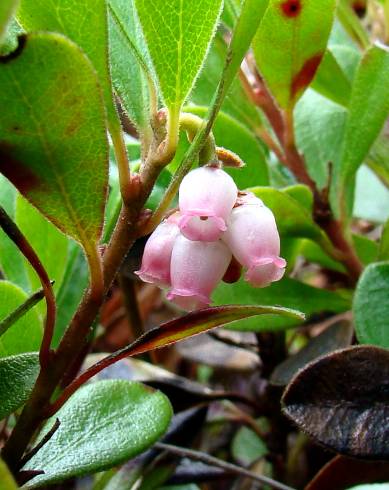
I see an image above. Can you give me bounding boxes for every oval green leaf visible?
[353,261,389,349]
[253,0,337,109]
[0,352,39,420]
[0,33,108,256]
[332,44,389,218]
[23,380,172,488]
[134,0,223,120]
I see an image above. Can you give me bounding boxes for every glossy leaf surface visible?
[213,278,349,331]
[23,380,172,487]
[253,0,336,109]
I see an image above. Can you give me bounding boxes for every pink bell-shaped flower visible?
[167,235,232,311]
[223,196,286,287]
[135,215,180,288]
[178,166,238,241]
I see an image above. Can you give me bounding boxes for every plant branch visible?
[18,419,60,469]
[118,272,144,340]
[1,161,163,471]
[0,284,51,338]
[244,67,363,283]
[109,118,132,205]
[154,442,296,490]
[0,206,56,369]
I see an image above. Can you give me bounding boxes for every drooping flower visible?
[178,166,238,241]
[167,235,232,310]
[134,214,180,288]
[223,194,286,287]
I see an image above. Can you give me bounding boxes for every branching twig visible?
[155,442,296,490]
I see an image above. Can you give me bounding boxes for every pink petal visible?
[178,213,226,241]
[179,167,237,241]
[245,256,286,288]
[223,203,282,267]
[167,235,232,311]
[135,219,180,288]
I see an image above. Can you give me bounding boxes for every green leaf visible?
[23,380,172,487]
[0,352,39,420]
[295,89,347,189]
[0,281,42,357]
[0,0,18,41]
[367,129,389,189]
[18,0,118,126]
[311,49,351,107]
[53,242,89,348]
[134,0,223,120]
[352,234,378,266]
[332,44,389,218]
[15,196,69,304]
[353,166,389,223]
[212,278,350,331]
[0,33,108,259]
[185,106,269,187]
[232,425,268,466]
[299,239,345,273]
[0,176,30,291]
[253,0,336,109]
[353,261,389,349]
[0,459,18,490]
[108,0,152,131]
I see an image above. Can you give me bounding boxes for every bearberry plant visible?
[0,0,388,489]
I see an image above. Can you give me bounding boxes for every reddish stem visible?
[0,206,56,368]
[242,67,363,283]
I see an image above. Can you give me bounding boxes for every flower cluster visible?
[136,167,286,311]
